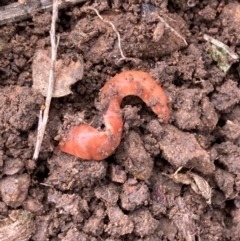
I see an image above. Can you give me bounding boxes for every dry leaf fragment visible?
[163,167,212,204]
[32,49,84,97]
[188,172,212,204]
[0,210,35,241]
[167,167,192,185]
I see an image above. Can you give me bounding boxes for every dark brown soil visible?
[1,0,240,240]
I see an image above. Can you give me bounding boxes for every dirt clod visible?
[109,164,127,183]
[83,206,105,236]
[0,174,30,208]
[219,1,240,39]
[198,5,216,21]
[0,210,35,241]
[116,131,154,180]
[120,178,149,211]
[214,168,234,198]
[212,142,240,175]
[172,88,218,131]
[2,158,24,175]
[105,205,134,237]
[130,209,159,237]
[211,79,240,112]
[47,153,107,190]
[23,197,43,215]
[169,197,197,241]
[95,183,119,206]
[147,120,215,174]
[48,190,89,223]
[220,120,240,145]
[60,227,89,241]
[0,86,43,131]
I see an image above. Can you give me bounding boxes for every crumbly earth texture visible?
[1,0,240,240]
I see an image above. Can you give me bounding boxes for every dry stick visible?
[84,6,127,62]
[0,0,89,26]
[157,14,188,46]
[33,0,59,160]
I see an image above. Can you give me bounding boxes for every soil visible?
[1,0,240,240]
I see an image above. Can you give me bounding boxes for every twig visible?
[157,14,188,46]
[33,0,59,160]
[0,0,89,26]
[83,6,127,62]
[40,182,54,187]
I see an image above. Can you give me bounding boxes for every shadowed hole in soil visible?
[154,156,171,169]
[34,160,50,183]
[122,95,146,108]
[0,0,15,6]
[224,200,235,227]
[228,62,240,82]
[214,159,228,170]
[58,11,72,31]
[215,117,226,128]
[173,74,189,87]
[122,95,159,120]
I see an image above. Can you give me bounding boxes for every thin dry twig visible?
[157,14,188,46]
[83,6,127,62]
[40,182,54,187]
[0,0,89,26]
[33,0,60,160]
